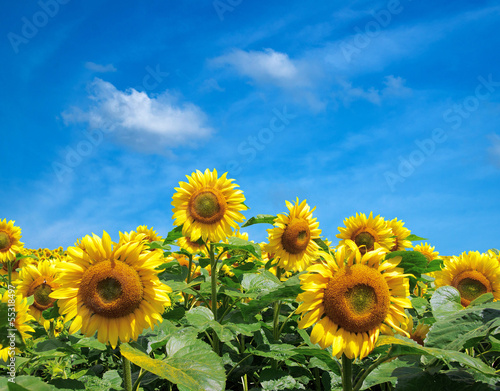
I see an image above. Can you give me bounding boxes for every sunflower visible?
[0,291,35,362]
[337,213,394,255]
[402,316,430,346]
[16,259,61,326]
[386,218,412,252]
[177,236,208,256]
[296,243,411,359]
[266,199,321,272]
[0,219,24,263]
[50,231,172,348]
[119,225,163,245]
[434,251,500,307]
[172,169,247,243]
[413,242,440,262]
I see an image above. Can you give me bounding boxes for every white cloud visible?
[199,78,225,93]
[336,75,411,106]
[488,133,500,168]
[85,62,117,73]
[211,48,308,87]
[62,78,212,152]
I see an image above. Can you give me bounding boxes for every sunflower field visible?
[1,168,499,391]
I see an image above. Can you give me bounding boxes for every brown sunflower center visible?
[391,238,399,252]
[323,264,390,333]
[188,189,227,224]
[353,231,376,254]
[28,276,57,311]
[0,231,11,252]
[452,270,491,306]
[79,260,144,318]
[281,219,311,254]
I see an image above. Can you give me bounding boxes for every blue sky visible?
[1,0,499,255]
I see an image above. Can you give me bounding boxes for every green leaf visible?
[425,258,444,273]
[121,335,226,391]
[294,347,340,375]
[241,214,276,227]
[430,286,463,320]
[163,226,184,245]
[406,234,428,241]
[213,238,262,260]
[385,250,428,279]
[48,378,86,390]
[376,335,496,375]
[469,292,495,306]
[240,271,280,294]
[411,296,429,317]
[72,337,107,351]
[42,301,60,320]
[6,376,57,391]
[361,357,419,390]
[425,301,500,351]
[259,368,306,390]
[313,238,330,253]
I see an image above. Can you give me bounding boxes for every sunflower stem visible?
[341,354,353,391]
[272,267,283,341]
[352,349,393,391]
[209,243,220,355]
[122,355,133,391]
[7,257,13,288]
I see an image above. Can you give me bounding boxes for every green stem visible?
[353,349,393,391]
[122,356,133,391]
[226,353,253,378]
[132,368,146,391]
[242,374,249,391]
[209,243,220,355]
[184,254,194,309]
[273,267,283,341]
[313,367,322,391]
[341,354,353,391]
[7,258,13,288]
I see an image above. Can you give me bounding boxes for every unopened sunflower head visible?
[266,198,321,272]
[336,212,395,256]
[433,251,500,307]
[50,231,172,349]
[296,243,411,360]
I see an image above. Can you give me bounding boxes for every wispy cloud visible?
[62,78,213,153]
[85,61,117,73]
[336,75,412,106]
[211,48,308,87]
[488,133,500,168]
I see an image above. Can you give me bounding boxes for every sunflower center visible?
[80,260,144,318]
[28,276,57,311]
[0,231,11,252]
[452,270,491,306]
[391,239,399,252]
[323,264,390,333]
[346,284,377,315]
[188,189,227,224]
[97,278,123,302]
[354,231,375,254]
[281,219,311,254]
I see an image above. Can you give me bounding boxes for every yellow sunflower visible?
[386,218,412,251]
[0,291,35,362]
[434,251,500,307]
[177,236,208,256]
[266,199,321,272]
[0,219,24,263]
[337,212,394,255]
[50,231,172,348]
[119,225,163,245]
[16,259,61,326]
[401,316,430,346]
[172,169,247,243]
[413,242,440,262]
[296,244,411,359]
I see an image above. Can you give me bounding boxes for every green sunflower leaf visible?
[213,237,262,260]
[121,335,226,391]
[241,214,276,227]
[163,226,184,245]
[425,300,500,351]
[430,286,463,321]
[406,234,428,242]
[376,335,496,375]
